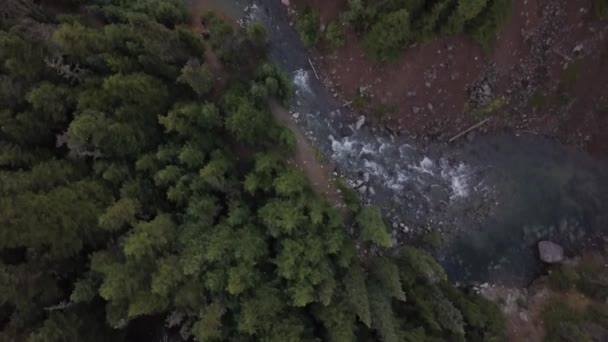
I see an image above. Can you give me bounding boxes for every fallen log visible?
[308,58,319,80]
[448,118,491,143]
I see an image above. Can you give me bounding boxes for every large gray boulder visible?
[538,241,564,263]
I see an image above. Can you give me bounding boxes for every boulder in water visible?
[355,115,365,130]
[538,241,564,263]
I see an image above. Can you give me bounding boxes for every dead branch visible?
[44,56,88,84]
[448,118,491,143]
[308,58,319,80]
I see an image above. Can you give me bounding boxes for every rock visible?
[427,103,434,111]
[292,112,300,119]
[538,241,564,263]
[281,0,290,5]
[363,172,370,182]
[482,84,492,96]
[358,186,367,195]
[355,115,365,130]
[573,43,583,54]
[412,106,420,114]
[339,125,353,137]
[368,186,375,196]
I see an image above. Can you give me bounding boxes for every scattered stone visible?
[573,43,583,54]
[412,106,421,114]
[363,172,370,182]
[292,112,300,119]
[425,82,431,88]
[358,186,367,195]
[281,0,290,5]
[538,241,564,263]
[407,91,417,97]
[368,186,375,196]
[427,103,434,111]
[355,115,366,130]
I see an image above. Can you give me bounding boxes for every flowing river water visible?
[185,0,608,286]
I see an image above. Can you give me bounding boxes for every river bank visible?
[185,0,608,287]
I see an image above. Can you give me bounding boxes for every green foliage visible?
[296,6,321,47]
[363,9,411,62]
[595,0,608,20]
[586,303,608,327]
[368,280,400,342]
[467,0,512,53]
[371,256,407,301]
[177,59,213,98]
[558,60,582,95]
[470,97,508,117]
[356,205,392,246]
[344,263,372,327]
[548,264,580,291]
[576,263,608,300]
[343,0,512,60]
[324,22,346,50]
[542,300,591,342]
[423,229,443,248]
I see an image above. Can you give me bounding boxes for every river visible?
[185,0,608,286]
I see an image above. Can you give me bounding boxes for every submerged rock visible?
[538,241,564,263]
[355,115,365,130]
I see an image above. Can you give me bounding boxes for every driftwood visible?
[448,118,491,143]
[308,58,319,80]
[342,100,353,107]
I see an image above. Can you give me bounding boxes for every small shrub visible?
[542,300,591,342]
[362,9,411,62]
[423,230,442,249]
[594,0,608,20]
[516,296,528,310]
[471,97,508,117]
[324,22,345,50]
[296,6,321,47]
[586,303,608,327]
[352,94,369,111]
[558,60,582,95]
[336,178,360,212]
[577,264,608,300]
[548,265,580,292]
[467,0,512,54]
[529,91,547,110]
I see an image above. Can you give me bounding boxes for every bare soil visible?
[291,0,608,155]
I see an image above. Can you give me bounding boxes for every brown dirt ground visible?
[291,0,608,155]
